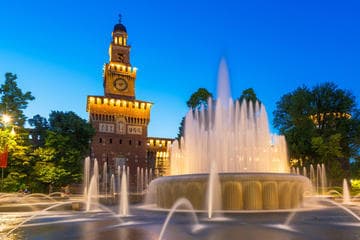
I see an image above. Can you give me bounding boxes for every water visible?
[170,60,289,175]
[343,178,351,204]
[137,166,140,193]
[158,198,202,240]
[321,164,327,195]
[145,168,149,189]
[86,159,99,212]
[140,168,144,192]
[110,174,115,197]
[119,166,129,216]
[309,164,315,188]
[86,176,99,212]
[103,162,108,197]
[206,161,221,219]
[83,157,90,196]
[302,166,307,178]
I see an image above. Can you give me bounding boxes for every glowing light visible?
[10,127,15,136]
[2,114,11,124]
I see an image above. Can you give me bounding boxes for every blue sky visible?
[0,0,359,138]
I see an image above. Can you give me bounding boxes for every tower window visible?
[119,139,122,144]
[138,141,142,146]
[109,138,113,144]
[129,140,132,145]
[99,138,102,143]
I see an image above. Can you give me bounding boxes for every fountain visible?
[147,59,310,210]
[119,166,129,216]
[343,178,351,204]
[3,61,360,240]
[85,159,99,211]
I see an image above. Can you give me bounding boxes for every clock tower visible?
[103,17,136,100]
[86,17,152,190]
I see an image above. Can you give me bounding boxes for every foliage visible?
[351,179,360,192]
[0,72,35,191]
[311,133,343,164]
[0,72,95,193]
[238,88,261,105]
[186,88,213,109]
[0,73,34,127]
[28,114,49,147]
[273,82,360,185]
[177,88,213,140]
[2,128,33,192]
[30,111,95,189]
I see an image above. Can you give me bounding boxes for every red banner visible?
[0,150,8,168]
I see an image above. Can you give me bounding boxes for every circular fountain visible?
[147,60,311,211]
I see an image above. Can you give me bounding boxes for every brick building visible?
[86,19,173,190]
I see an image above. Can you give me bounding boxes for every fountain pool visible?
[146,59,310,211]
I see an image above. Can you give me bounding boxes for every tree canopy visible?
[0,73,34,127]
[30,111,95,192]
[186,88,213,109]
[0,72,95,193]
[273,82,360,184]
[238,88,261,105]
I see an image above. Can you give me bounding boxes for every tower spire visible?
[118,14,122,24]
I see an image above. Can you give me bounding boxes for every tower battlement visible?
[104,63,137,78]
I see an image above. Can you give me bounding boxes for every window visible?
[129,140,132,145]
[119,139,122,144]
[99,138,102,143]
[109,138,113,144]
[138,141,142,146]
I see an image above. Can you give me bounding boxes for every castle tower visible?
[86,17,152,190]
[103,17,136,100]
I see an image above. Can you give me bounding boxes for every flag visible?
[0,150,8,168]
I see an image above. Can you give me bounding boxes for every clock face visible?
[113,78,128,91]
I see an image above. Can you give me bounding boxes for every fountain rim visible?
[151,172,310,184]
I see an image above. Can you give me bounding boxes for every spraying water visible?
[158,198,202,240]
[119,166,129,216]
[83,157,90,197]
[343,178,351,204]
[170,60,289,175]
[206,161,221,219]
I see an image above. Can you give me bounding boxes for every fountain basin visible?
[147,173,311,210]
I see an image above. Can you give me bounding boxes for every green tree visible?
[0,73,34,191]
[186,88,213,109]
[28,114,49,148]
[0,73,34,127]
[177,88,213,140]
[273,82,360,184]
[31,111,95,191]
[238,88,261,105]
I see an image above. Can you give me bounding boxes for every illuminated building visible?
[86,18,173,189]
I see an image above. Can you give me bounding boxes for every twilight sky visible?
[0,0,359,138]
